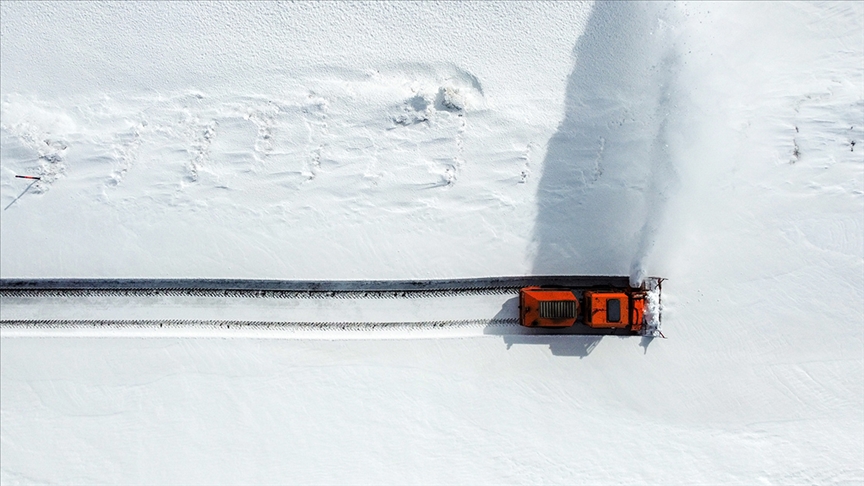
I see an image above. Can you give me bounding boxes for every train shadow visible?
[496,332,604,358]
[482,297,601,357]
[531,2,678,277]
[485,322,655,358]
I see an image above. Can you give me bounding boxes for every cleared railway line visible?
[0,276,658,336]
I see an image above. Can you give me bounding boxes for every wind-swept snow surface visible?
[1,1,591,279]
[2,1,863,484]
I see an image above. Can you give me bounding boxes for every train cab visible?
[583,291,644,332]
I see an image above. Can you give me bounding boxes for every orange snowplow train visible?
[520,286,648,334]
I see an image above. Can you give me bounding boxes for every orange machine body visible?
[520,287,579,327]
[520,287,647,333]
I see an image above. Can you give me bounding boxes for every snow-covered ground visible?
[2,1,862,484]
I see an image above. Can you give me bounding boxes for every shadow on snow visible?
[487,2,680,357]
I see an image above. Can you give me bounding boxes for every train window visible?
[606,298,621,322]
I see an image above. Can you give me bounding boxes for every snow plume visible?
[532,2,684,279]
[630,48,683,287]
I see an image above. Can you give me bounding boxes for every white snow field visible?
[1,1,863,484]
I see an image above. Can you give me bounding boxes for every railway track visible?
[0,276,656,336]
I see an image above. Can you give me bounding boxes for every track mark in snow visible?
[247,101,281,161]
[33,139,67,191]
[435,85,467,113]
[518,145,532,183]
[592,136,605,182]
[361,136,384,184]
[107,122,144,186]
[791,129,801,164]
[183,116,217,183]
[787,88,863,168]
[391,94,431,127]
[301,93,329,181]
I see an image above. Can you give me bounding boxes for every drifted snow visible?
[1,2,862,484]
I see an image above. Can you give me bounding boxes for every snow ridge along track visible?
[0,318,521,331]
